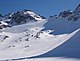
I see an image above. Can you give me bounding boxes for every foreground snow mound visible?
[0,19,79,60]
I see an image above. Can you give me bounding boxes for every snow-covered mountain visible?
[0,9,45,29]
[0,4,80,61]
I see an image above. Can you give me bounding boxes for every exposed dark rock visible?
[0,13,3,17]
[58,10,72,18]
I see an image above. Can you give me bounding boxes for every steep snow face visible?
[0,19,80,60]
[1,20,47,33]
[44,17,80,35]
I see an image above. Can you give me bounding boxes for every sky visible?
[0,0,80,17]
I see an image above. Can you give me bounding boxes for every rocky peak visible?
[58,10,72,18]
[9,9,45,25]
[0,9,46,29]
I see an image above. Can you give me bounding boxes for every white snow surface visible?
[0,18,80,61]
[1,57,80,61]
[24,11,45,21]
[12,57,80,61]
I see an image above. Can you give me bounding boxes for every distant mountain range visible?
[0,4,80,29]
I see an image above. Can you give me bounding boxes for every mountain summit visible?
[49,4,80,22]
[0,9,46,29]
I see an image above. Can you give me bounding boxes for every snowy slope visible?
[44,17,80,35]
[0,19,80,60]
[0,4,80,61]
